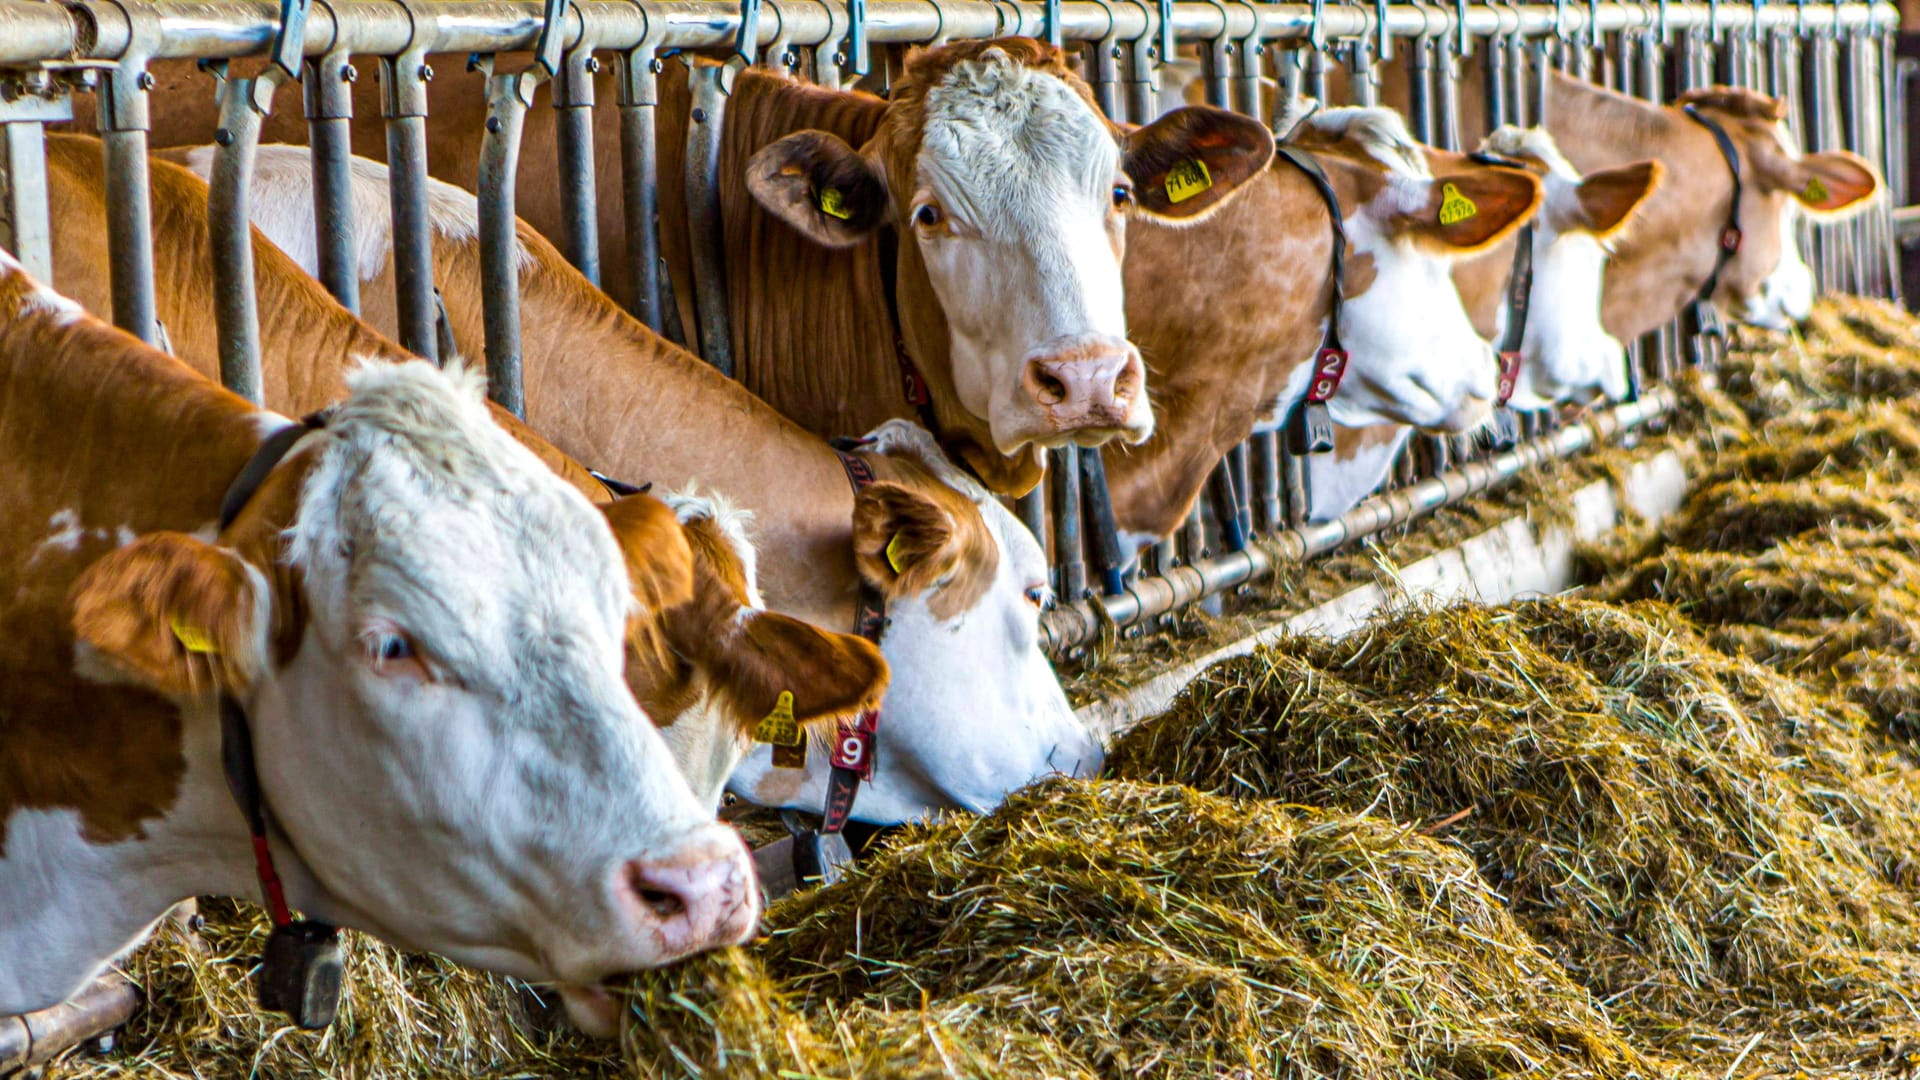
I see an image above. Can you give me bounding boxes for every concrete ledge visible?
[1078,450,1689,743]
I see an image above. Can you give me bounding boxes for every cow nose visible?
[1021,344,1144,427]
[619,826,759,957]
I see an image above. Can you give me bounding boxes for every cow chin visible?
[990,405,1154,455]
[1426,396,1495,435]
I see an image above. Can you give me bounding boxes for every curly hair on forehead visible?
[882,37,1105,157]
[1675,85,1790,123]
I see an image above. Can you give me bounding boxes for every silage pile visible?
[1591,297,1920,753]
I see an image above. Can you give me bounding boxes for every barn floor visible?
[39,298,1920,1080]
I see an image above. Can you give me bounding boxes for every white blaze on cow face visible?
[726,422,1100,824]
[909,52,1149,455]
[1479,126,1661,407]
[1747,197,1815,330]
[236,363,757,988]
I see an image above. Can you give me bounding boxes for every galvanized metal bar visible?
[477,67,535,415]
[616,40,666,329]
[95,45,160,346]
[208,73,277,404]
[1435,33,1461,148]
[0,116,56,285]
[683,59,735,376]
[1049,446,1087,600]
[1408,34,1434,141]
[305,48,362,313]
[554,40,603,286]
[0,974,138,1073]
[1043,386,1679,653]
[1017,488,1048,546]
[380,19,442,362]
[1078,449,1127,595]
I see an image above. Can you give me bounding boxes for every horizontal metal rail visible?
[1042,387,1678,656]
[0,1,1893,66]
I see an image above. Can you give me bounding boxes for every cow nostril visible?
[628,866,688,921]
[1029,366,1067,405]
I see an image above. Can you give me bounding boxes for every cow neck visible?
[874,227,942,435]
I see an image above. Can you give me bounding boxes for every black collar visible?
[1274,145,1350,455]
[1681,103,1746,305]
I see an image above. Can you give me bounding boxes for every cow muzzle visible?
[1004,338,1151,450]
[617,826,760,959]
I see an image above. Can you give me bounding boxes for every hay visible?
[756,778,1653,1080]
[1108,597,1920,1075]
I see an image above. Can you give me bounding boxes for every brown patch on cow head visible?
[850,456,998,622]
[1674,85,1789,123]
[616,499,887,741]
[70,532,269,698]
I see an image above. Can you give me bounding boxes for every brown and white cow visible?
[88,39,1275,496]
[40,134,889,817]
[163,141,1101,823]
[1104,106,1543,543]
[0,257,755,1024]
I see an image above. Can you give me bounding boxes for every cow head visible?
[69,362,758,1007]
[727,421,1101,823]
[1285,108,1542,433]
[605,490,889,810]
[1670,87,1878,331]
[1474,127,1663,407]
[745,38,1273,490]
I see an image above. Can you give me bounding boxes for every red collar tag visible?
[1305,347,1349,405]
[829,710,879,779]
[1496,351,1523,406]
[894,335,933,407]
[1720,225,1743,253]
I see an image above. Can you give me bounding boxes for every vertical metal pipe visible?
[684,61,735,376]
[380,56,440,362]
[478,71,532,416]
[1347,41,1376,107]
[617,48,665,331]
[208,76,270,404]
[1284,442,1310,528]
[1303,46,1329,104]
[554,50,602,287]
[0,120,55,284]
[1078,449,1126,596]
[1640,30,1663,103]
[1435,35,1461,150]
[1250,430,1280,534]
[1486,36,1510,131]
[1531,37,1554,123]
[97,68,158,346]
[1123,33,1157,123]
[1508,28,1530,123]
[1017,489,1048,547]
[305,53,361,313]
[1409,37,1434,142]
[1087,37,1122,120]
[1206,459,1244,552]
[1049,446,1086,601]
[1616,26,1638,95]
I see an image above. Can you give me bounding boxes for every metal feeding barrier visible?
[0,0,1902,654]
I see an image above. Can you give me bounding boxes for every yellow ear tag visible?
[1802,175,1829,204]
[1164,158,1213,205]
[885,532,909,575]
[818,187,852,220]
[169,614,217,655]
[1438,183,1479,226]
[752,690,803,747]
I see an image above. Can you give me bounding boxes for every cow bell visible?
[1289,401,1336,455]
[258,920,344,1030]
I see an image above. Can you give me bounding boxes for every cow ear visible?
[1786,150,1879,217]
[70,532,268,697]
[746,130,890,247]
[1390,168,1543,254]
[602,494,697,616]
[1572,159,1664,238]
[721,613,889,736]
[1123,106,1276,221]
[851,481,959,595]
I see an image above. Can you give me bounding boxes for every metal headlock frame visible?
[0,0,1898,665]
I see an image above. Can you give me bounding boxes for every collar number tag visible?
[1496,351,1523,406]
[1438,182,1479,226]
[753,690,803,747]
[818,187,852,220]
[1165,159,1213,204]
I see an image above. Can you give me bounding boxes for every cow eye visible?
[1025,585,1052,610]
[367,632,415,665]
[912,203,944,228]
[1112,184,1134,210]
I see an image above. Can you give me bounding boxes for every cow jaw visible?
[1743,199,1814,330]
[907,49,1153,456]
[241,362,757,987]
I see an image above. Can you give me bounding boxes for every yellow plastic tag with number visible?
[1438,183,1479,226]
[1802,176,1829,205]
[1164,159,1213,205]
[752,690,803,747]
[885,532,909,575]
[819,187,852,220]
[169,614,217,655]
